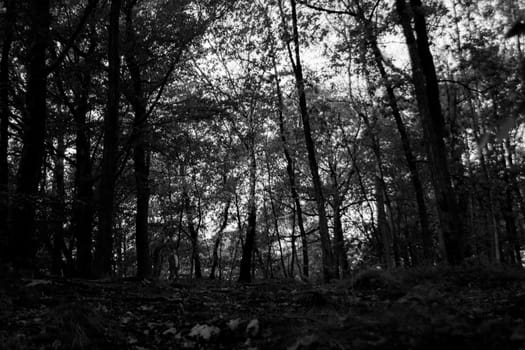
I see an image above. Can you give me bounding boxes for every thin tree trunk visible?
[329,164,349,277]
[239,139,257,282]
[358,106,394,268]
[289,212,297,277]
[271,49,309,278]
[289,0,334,281]
[356,5,432,260]
[396,0,464,264]
[375,176,393,269]
[50,135,67,275]
[10,0,50,269]
[95,0,121,276]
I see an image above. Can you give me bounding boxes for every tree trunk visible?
[271,49,309,278]
[182,186,202,279]
[72,65,95,278]
[210,199,230,279]
[0,0,14,263]
[375,176,393,269]
[396,0,464,264]
[289,0,334,281]
[239,139,257,282]
[502,140,522,266]
[357,5,432,261]
[95,0,121,276]
[188,219,202,279]
[10,0,50,269]
[125,5,152,279]
[266,154,288,278]
[50,135,67,275]
[329,164,349,277]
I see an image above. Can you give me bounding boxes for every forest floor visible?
[2,265,525,350]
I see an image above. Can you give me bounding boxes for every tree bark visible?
[50,135,67,275]
[0,0,15,263]
[396,0,465,264]
[329,165,350,277]
[210,199,230,279]
[10,0,50,269]
[124,4,152,279]
[94,0,121,276]
[271,48,309,278]
[355,4,433,261]
[289,0,334,281]
[375,176,393,269]
[70,51,96,277]
[239,138,257,282]
[266,153,288,277]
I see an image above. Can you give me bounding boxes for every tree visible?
[94,0,121,276]
[0,0,15,263]
[286,0,335,281]
[124,0,152,279]
[396,0,465,264]
[9,0,51,269]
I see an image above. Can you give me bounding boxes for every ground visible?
[1,265,525,349]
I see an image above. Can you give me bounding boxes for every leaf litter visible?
[1,265,525,349]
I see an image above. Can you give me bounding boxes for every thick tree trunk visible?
[266,155,288,277]
[133,131,151,278]
[210,199,230,279]
[396,0,464,264]
[0,0,14,263]
[289,0,334,281]
[124,6,152,279]
[95,0,121,276]
[10,0,50,269]
[501,141,522,266]
[72,68,95,277]
[239,140,257,282]
[188,220,202,279]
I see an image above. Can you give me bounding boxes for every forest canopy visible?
[0,0,524,283]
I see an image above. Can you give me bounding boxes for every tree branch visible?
[296,0,356,16]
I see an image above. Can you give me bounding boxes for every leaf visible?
[189,324,220,340]
[163,327,178,335]
[245,319,259,337]
[287,334,318,350]
[227,318,242,331]
[25,279,52,287]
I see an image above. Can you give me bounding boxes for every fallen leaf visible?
[163,327,178,335]
[25,279,51,287]
[246,319,259,337]
[189,324,220,340]
[287,334,318,350]
[228,318,242,331]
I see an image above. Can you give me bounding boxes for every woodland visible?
[2,0,525,349]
